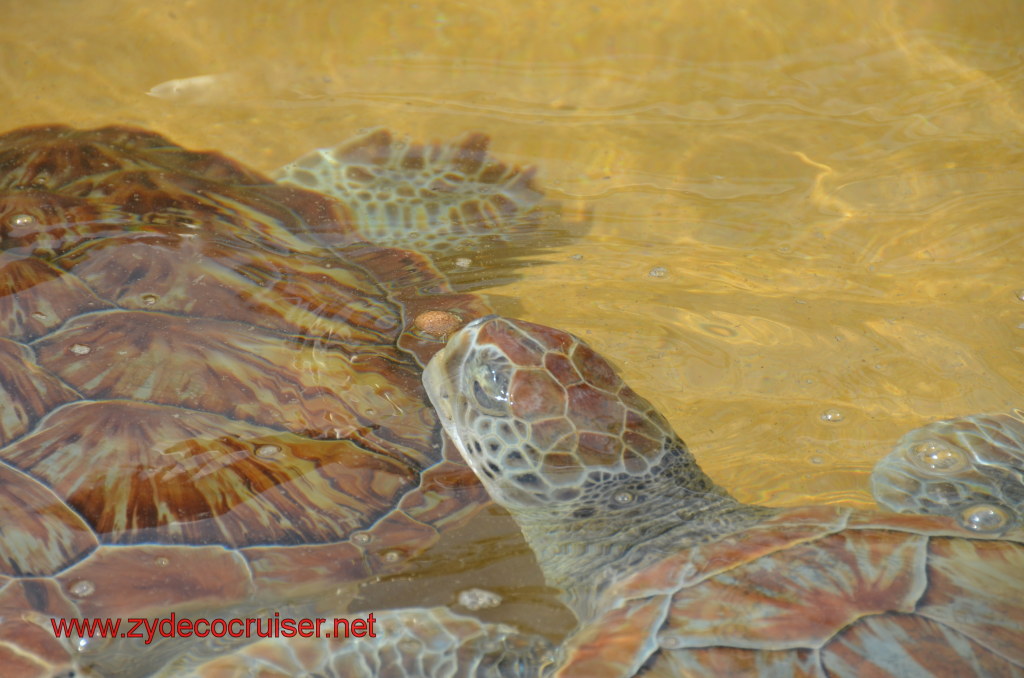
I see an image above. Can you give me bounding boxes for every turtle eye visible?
[471,359,510,414]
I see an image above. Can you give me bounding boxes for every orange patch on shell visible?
[414,310,462,337]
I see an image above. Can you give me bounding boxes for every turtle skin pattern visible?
[424,316,1024,678]
[0,125,542,677]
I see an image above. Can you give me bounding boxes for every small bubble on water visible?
[352,532,371,545]
[1016,289,1024,302]
[648,266,667,278]
[10,214,36,228]
[254,444,283,459]
[69,344,91,355]
[382,550,403,563]
[69,580,95,598]
[31,311,47,321]
[569,253,583,261]
[455,257,472,269]
[810,455,824,465]
[154,556,170,567]
[141,293,159,306]
[458,587,503,610]
[959,504,1010,532]
[613,490,635,505]
[820,408,844,423]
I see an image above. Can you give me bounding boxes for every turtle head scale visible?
[424,316,746,597]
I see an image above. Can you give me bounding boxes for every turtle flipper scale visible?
[274,129,544,255]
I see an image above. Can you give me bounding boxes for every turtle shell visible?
[557,507,1024,677]
[0,125,539,677]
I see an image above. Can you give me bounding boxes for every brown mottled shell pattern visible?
[0,125,539,676]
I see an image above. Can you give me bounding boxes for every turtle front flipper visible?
[871,411,1024,533]
[273,129,544,256]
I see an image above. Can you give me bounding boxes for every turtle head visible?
[424,316,733,536]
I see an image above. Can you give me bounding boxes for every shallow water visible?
[3,0,1023,669]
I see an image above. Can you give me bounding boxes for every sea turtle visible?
[424,316,1024,677]
[0,124,551,677]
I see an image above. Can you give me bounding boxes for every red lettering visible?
[50,617,121,639]
[49,614,377,641]
[158,613,175,637]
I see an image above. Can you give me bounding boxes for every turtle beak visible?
[424,325,472,423]
[424,316,494,453]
